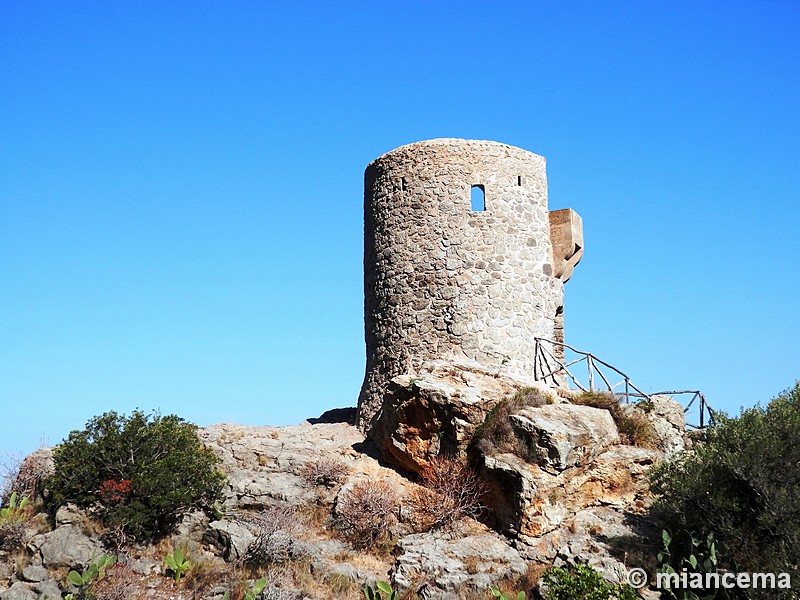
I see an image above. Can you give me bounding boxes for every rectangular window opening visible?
[517,175,523,186]
[470,185,485,211]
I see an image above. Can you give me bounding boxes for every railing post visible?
[587,355,594,391]
[700,394,705,428]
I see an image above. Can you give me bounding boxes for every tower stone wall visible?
[357,139,583,431]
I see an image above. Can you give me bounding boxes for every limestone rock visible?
[0,560,11,583]
[14,448,53,499]
[393,529,528,595]
[633,395,687,456]
[482,443,659,539]
[509,403,618,471]
[203,519,256,562]
[3,401,690,598]
[128,557,161,575]
[54,503,86,527]
[28,525,103,570]
[371,358,553,473]
[19,565,48,583]
[0,583,37,600]
[199,421,363,510]
[33,580,61,600]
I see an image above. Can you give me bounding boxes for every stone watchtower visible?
[357,139,583,431]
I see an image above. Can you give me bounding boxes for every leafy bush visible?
[409,455,485,531]
[649,382,800,583]
[541,564,638,600]
[654,529,739,600]
[47,410,225,542]
[572,391,657,448]
[334,480,399,548]
[474,387,553,458]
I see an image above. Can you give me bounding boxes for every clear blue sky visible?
[2,2,798,458]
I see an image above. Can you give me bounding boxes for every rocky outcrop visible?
[0,582,38,600]
[509,403,618,471]
[28,525,104,570]
[633,395,688,456]
[371,358,554,473]
[1,391,687,599]
[394,528,528,594]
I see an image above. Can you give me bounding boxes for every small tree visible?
[47,410,225,542]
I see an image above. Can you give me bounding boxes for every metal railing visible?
[533,337,713,429]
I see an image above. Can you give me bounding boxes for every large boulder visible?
[632,395,687,456]
[371,358,554,473]
[199,421,362,510]
[204,519,256,562]
[0,583,37,600]
[509,403,619,471]
[482,441,660,539]
[393,529,528,596]
[28,525,104,570]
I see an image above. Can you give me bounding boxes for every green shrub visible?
[649,382,800,583]
[541,564,638,600]
[572,391,658,448]
[47,410,225,542]
[654,529,740,600]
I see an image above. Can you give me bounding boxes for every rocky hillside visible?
[0,377,688,599]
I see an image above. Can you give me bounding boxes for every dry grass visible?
[183,557,238,595]
[237,506,307,566]
[296,500,331,530]
[323,572,357,597]
[300,458,349,487]
[90,563,195,600]
[473,387,553,459]
[409,456,485,531]
[571,391,658,448]
[334,480,399,549]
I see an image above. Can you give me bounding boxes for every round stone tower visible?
[357,138,583,431]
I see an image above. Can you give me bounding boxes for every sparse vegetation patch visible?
[572,391,658,448]
[473,387,553,458]
[300,457,349,487]
[409,455,485,531]
[334,480,399,549]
